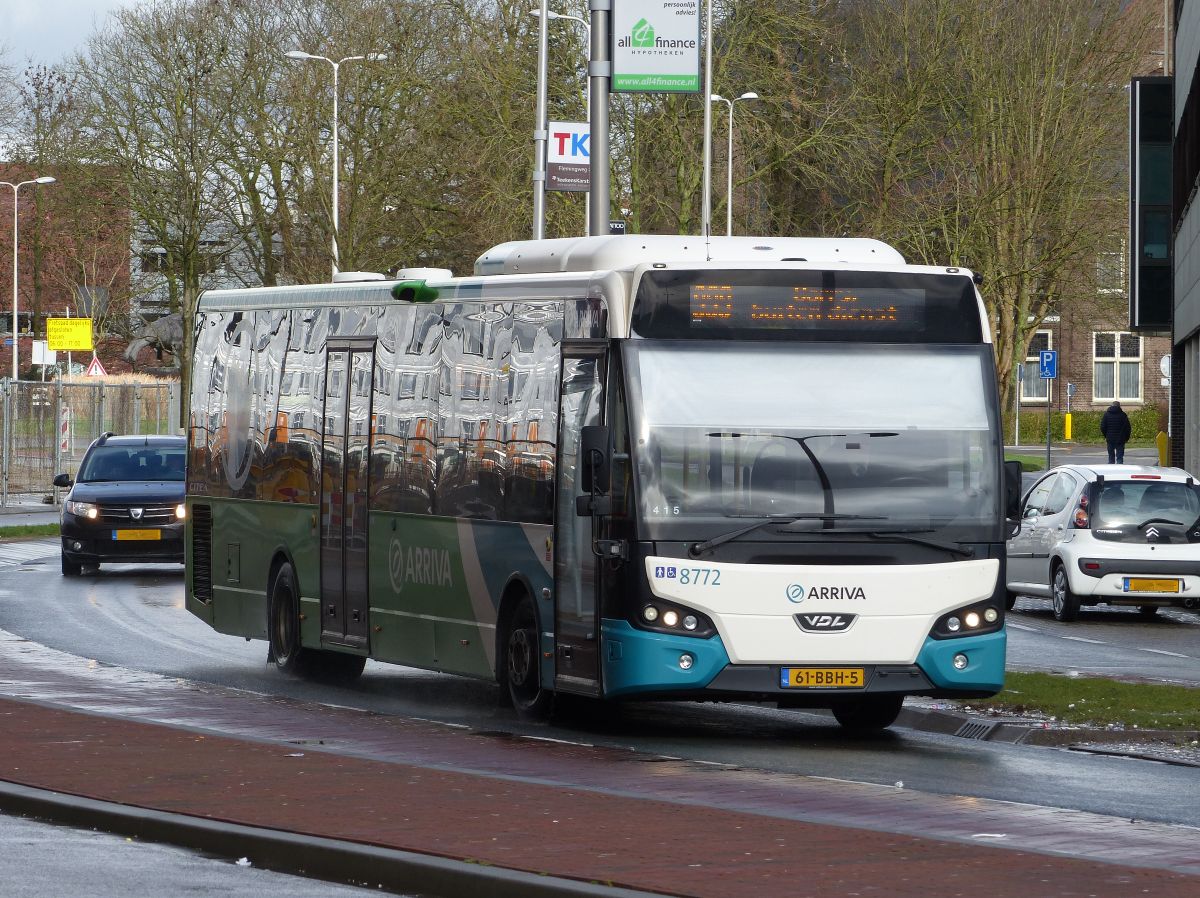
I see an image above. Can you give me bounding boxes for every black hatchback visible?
[53,433,187,576]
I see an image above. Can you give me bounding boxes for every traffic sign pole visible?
[1039,349,1058,470]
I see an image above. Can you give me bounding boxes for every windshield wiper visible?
[868,530,979,557]
[688,513,887,558]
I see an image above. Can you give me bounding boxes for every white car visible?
[1006,464,1200,621]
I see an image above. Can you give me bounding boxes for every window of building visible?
[1020,330,1052,402]
[1093,332,1142,402]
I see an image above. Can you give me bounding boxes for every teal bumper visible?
[915,629,1006,693]
[601,619,729,697]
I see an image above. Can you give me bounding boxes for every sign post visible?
[1039,349,1058,470]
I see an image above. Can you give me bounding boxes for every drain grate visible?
[954,720,999,740]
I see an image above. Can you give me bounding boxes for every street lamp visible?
[528,6,592,235]
[2,175,56,381]
[285,49,388,280]
[710,92,758,237]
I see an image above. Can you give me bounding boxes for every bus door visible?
[553,346,606,695]
[320,340,374,648]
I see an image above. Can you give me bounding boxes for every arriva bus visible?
[185,235,1021,731]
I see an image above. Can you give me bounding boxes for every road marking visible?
[1006,621,1039,632]
[1060,635,1107,644]
[1139,648,1191,658]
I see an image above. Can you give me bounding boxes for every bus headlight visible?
[931,601,1003,639]
[634,601,715,639]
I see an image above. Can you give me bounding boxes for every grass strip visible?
[973,671,1200,731]
[0,524,61,539]
[1005,453,1045,472]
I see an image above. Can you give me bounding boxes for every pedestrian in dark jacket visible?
[1099,401,1132,464]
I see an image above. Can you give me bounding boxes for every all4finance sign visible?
[612,0,701,93]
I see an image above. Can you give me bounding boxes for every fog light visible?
[984,607,999,624]
[953,653,968,670]
[964,611,981,629]
[662,610,679,627]
[642,605,659,622]
[683,614,698,631]
[72,541,83,551]
[679,653,694,670]
[946,616,961,632]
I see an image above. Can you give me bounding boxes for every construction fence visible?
[1,379,182,506]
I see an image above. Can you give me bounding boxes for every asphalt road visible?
[1,542,1199,830]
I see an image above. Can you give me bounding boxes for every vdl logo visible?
[786,584,805,603]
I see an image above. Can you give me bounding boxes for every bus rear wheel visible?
[831,695,904,733]
[268,562,314,676]
[503,594,551,718]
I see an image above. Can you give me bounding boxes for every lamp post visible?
[529,7,592,235]
[2,175,56,381]
[286,49,388,280]
[710,92,758,237]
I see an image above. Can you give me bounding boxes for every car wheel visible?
[502,594,551,718]
[831,695,905,733]
[1051,564,1081,622]
[61,554,81,577]
[1137,605,1160,619]
[1005,590,1018,611]
[268,562,315,676]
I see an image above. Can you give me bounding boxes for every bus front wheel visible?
[831,694,904,733]
[503,594,551,718]
[268,562,313,676]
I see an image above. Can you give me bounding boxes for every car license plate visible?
[113,529,161,541]
[780,667,865,688]
[1123,577,1180,593]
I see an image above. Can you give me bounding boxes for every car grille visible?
[98,504,178,524]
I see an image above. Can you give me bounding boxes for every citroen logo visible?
[130,508,144,521]
[786,584,805,603]
[1145,526,1160,541]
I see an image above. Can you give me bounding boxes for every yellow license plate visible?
[113,529,161,541]
[1124,578,1180,593]
[780,667,865,689]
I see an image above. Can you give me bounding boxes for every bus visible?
[185,235,1021,731]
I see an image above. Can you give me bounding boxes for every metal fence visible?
[1,379,182,506]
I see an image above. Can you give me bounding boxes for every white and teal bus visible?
[185,235,1020,731]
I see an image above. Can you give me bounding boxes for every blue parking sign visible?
[1039,349,1057,379]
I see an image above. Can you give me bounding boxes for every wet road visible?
[1,542,1199,830]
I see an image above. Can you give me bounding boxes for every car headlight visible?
[65,500,99,520]
[175,503,187,520]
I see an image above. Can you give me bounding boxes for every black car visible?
[53,433,187,576]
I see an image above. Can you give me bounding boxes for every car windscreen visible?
[1092,480,1200,531]
[79,445,186,482]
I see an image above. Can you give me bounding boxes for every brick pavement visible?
[2,695,1199,898]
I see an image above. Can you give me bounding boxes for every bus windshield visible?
[624,342,1000,542]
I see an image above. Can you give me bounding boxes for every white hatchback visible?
[1006,464,1200,621]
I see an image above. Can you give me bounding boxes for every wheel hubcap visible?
[509,628,531,686]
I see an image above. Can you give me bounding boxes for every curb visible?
[900,707,1200,764]
[0,780,661,898]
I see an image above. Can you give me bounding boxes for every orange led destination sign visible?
[690,284,906,328]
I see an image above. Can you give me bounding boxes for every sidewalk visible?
[1,691,1199,898]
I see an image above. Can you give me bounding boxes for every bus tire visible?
[502,593,551,718]
[831,694,904,733]
[268,561,314,676]
[1050,563,1081,622]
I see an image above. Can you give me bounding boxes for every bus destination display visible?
[690,284,925,331]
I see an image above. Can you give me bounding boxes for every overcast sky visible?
[2,0,133,68]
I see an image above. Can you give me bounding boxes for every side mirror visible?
[53,473,72,488]
[1003,460,1023,532]
[579,425,612,494]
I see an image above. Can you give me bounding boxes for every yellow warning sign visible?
[46,318,93,352]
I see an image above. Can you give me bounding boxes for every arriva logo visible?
[786,584,805,603]
[389,539,454,593]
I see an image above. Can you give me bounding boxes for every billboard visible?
[547,121,590,192]
[612,1,700,93]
